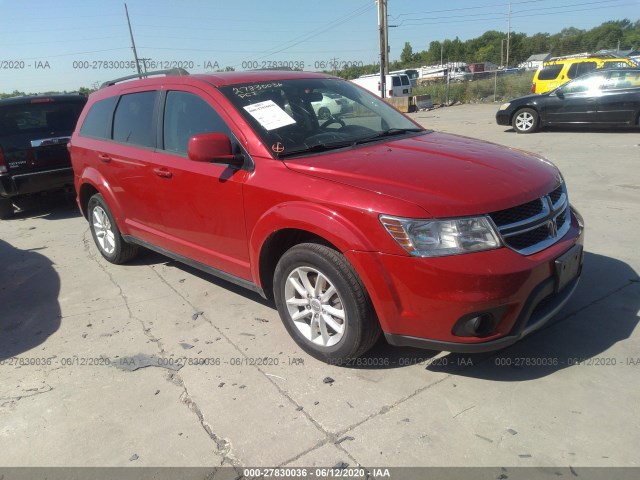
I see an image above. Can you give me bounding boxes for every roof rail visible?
[548,52,621,61]
[100,68,189,89]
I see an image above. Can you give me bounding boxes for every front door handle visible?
[98,154,112,163]
[153,167,173,178]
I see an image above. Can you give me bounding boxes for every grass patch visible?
[414,71,535,104]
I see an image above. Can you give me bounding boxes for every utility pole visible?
[505,0,511,67]
[125,3,143,78]
[378,0,388,98]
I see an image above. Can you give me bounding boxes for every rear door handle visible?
[98,154,112,163]
[153,167,173,178]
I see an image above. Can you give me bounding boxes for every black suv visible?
[0,94,87,219]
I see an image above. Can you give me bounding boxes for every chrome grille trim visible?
[489,183,571,256]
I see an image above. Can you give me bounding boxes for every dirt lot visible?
[1,104,639,472]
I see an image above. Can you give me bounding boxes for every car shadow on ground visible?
[126,248,273,308]
[340,252,639,375]
[425,251,639,380]
[5,190,81,221]
[504,126,639,134]
[0,239,61,361]
[107,247,639,376]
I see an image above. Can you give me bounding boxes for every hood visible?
[283,132,561,217]
[509,93,548,105]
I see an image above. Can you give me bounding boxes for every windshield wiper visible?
[355,128,425,145]
[279,140,356,158]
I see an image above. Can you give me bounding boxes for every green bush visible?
[413,71,535,104]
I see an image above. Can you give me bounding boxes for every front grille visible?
[489,182,571,255]
[490,198,544,227]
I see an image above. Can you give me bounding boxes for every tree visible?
[400,42,414,65]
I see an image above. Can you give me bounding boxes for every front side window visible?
[220,78,424,158]
[112,91,157,147]
[561,72,607,94]
[163,91,230,155]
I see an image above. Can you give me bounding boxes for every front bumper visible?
[0,168,74,199]
[346,208,584,353]
[495,109,512,126]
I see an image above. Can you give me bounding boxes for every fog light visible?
[452,308,505,337]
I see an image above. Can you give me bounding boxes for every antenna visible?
[124,3,143,78]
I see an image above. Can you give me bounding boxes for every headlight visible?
[380,215,501,257]
[499,103,511,110]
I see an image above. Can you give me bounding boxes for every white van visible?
[350,74,412,98]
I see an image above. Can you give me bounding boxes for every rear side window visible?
[567,61,597,79]
[602,61,630,69]
[538,64,563,80]
[602,70,640,90]
[392,76,401,87]
[113,91,157,147]
[79,96,117,139]
[162,91,231,156]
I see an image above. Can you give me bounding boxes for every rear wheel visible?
[512,108,539,133]
[0,198,14,220]
[87,194,139,264]
[273,243,381,362]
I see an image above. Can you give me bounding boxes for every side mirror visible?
[188,133,244,167]
[555,89,564,98]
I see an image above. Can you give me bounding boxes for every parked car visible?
[71,69,584,362]
[531,54,636,93]
[324,92,355,115]
[0,94,87,218]
[350,73,412,97]
[310,93,343,120]
[497,67,640,133]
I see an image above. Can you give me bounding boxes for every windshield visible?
[219,78,425,158]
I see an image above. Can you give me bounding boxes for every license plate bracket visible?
[555,244,583,292]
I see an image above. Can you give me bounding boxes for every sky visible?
[1,0,638,93]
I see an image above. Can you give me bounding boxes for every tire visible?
[0,198,14,220]
[273,243,381,362]
[512,108,539,133]
[87,194,139,264]
[317,107,331,120]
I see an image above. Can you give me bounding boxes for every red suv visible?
[70,70,584,361]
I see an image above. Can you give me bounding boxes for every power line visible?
[397,0,628,25]
[390,0,550,19]
[233,2,375,66]
[394,2,636,27]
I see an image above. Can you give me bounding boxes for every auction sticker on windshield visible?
[243,100,296,131]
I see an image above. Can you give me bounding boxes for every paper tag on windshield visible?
[243,100,296,131]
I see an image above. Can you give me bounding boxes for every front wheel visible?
[273,243,381,362]
[512,108,539,133]
[87,194,139,264]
